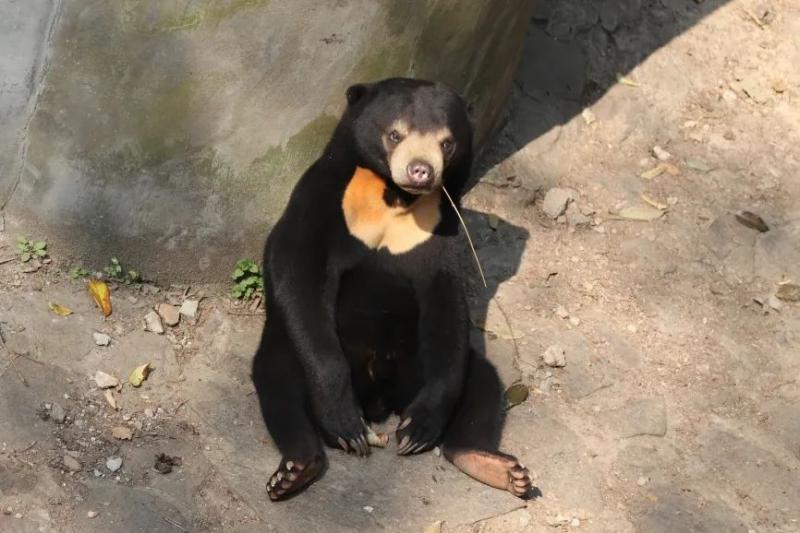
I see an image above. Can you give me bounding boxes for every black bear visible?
[252,78,532,501]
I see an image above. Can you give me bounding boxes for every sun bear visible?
[251,78,532,501]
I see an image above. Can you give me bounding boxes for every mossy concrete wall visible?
[0,0,534,281]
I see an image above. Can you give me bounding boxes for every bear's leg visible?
[442,351,533,498]
[252,322,325,502]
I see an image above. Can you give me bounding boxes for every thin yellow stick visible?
[442,186,487,288]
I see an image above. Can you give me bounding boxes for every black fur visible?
[252,78,508,492]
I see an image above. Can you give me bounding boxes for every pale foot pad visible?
[266,456,323,502]
[450,449,532,498]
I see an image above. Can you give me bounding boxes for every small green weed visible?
[103,257,142,285]
[231,259,263,300]
[17,236,47,263]
[70,266,93,279]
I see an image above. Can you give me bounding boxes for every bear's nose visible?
[407,160,433,187]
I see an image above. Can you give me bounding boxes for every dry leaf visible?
[505,383,529,408]
[49,302,73,317]
[640,165,667,180]
[111,426,133,440]
[618,205,664,221]
[423,521,444,533]
[685,158,715,173]
[87,279,112,317]
[104,389,118,410]
[128,363,151,387]
[735,210,769,233]
[641,194,668,210]
[487,213,500,230]
[616,73,640,87]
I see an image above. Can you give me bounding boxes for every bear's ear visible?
[346,83,370,106]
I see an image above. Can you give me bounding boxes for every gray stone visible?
[106,456,123,473]
[543,344,567,367]
[50,402,66,423]
[179,299,199,320]
[93,332,111,346]
[93,371,119,389]
[144,311,164,335]
[63,455,81,472]
[1,0,533,282]
[566,202,591,226]
[542,188,577,219]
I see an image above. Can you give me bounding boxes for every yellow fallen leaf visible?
[104,389,118,411]
[641,193,668,210]
[111,426,133,440]
[87,279,112,317]
[128,363,151,387]
[49,302,73,317]
[423,521,443,533]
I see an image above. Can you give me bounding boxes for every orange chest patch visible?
[341,167,441,254]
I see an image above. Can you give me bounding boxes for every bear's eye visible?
[441,139,455,154]
[388,130,402,144]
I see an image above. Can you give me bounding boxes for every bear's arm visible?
[409,240,470,415]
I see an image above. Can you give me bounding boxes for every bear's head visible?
[343,78,473,198]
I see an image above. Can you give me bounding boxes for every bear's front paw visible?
[318,401,370,457]
[396,402,448,455]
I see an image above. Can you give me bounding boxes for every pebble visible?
[179,299,199,320]
[63,455,82,472]
[93,332,111,346]
[363,506,374,513]
[571,518,581,527]
[637,476,649,486]
[554,305,570,319]
[721,89,737,102]
[157,303,180,327]
[3,506,12,515]
[14,513,22,519]
[51,403,67,423]
[581,108,596,125]
[94,371,119,389]
[667,196,679,206]
[93,469,103,477]
[106,456,123,473]
[144,408,155,418]
[543,344,567,367]
[144,311,164,334]
[542,188,577,219]
[652,145,672,161]
[627,324,638,333]
[569,316,581,327]
[87,511,99,519]
[433,446,441,457]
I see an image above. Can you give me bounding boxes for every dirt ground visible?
[2,1,800,532]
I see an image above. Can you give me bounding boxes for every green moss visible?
[151,0,269,32]
[136,78,199,165]
[245,114,338,187]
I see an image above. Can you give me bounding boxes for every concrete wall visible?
[0,0,534,281]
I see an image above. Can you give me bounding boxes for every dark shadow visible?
[474,0,733,177]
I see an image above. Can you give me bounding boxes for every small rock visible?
[542,188,577,219]
[14,513,22,519]
[554,305,570,319]
[50,403,67,423]
[721,89,737,103]
[87,511,99,519]
[627,324,638,333]
[157,303,180,327]
[581,108,596,125]
[93,469,103,478]
[63,455,82,472]
[433,446,441,457]
[144,311,164,334]
[144,408,155,418]
[94,371,119,389]
[106,456,123,472]
[566,202,591,226]
[93,332,111,346]
[667,196,679,206]
[363,506,374,514]
[767,294,783,312]
[571,517,581,527]
[637,476,649,486]
[4,507,13,515]
[652,145,671,161]
[776,283,800,302]
[543,344,567,367]
[179,299,199,320]
[569,316,581,327]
